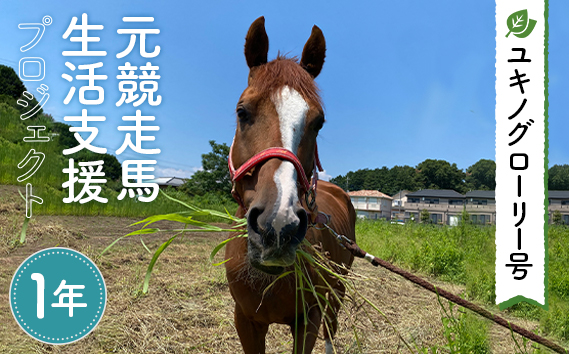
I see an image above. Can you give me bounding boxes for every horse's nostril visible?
[247,206,263,235]
[296,208,307,224]
[291,208,308,245]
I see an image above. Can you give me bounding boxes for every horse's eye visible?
[237,107,249,122]
[314,116,325,131]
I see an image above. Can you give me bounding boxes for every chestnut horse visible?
[225,17,356,354]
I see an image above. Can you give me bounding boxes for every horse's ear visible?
[301,25,326,78]
[244,16,269,69]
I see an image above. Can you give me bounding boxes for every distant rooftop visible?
[550,190,569,199]
[407,189,464,198]
[465,190,495,199]
[147,177,187,187]
[348,190,393,199]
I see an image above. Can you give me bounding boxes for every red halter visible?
[228,141,323,216]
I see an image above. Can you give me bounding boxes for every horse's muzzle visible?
[246,204,308,273]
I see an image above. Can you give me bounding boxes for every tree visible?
[465,159,496,191]
[0,65,43,117]
[552,210,564,226]
[52,122,78,150]
[0,65,25,98]
[420,209,430,224]
[549,164,569,191]
[330,169,367,192]
[330,165,421,195]
[460,208,471,225]
[51,122,121,180]
[389,165,421,194]
[79,152,122,181]
[415,159,466,193]
[182,140,231,197]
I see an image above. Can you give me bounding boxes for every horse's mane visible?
[249,54,322,105]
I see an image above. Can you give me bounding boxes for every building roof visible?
[147,177,187,187]
[465,190,495,199]
[550,190,569,199]
[406,189,464,198]
[348,190,393,199]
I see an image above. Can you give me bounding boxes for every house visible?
[391,190,410,221]
[348,187,568,225]
[405,189,468,225]
[464,190,496,225]
[348,190,392,220]
[549,190,569,224]
[404,189,497,225]
[147,177,187,190]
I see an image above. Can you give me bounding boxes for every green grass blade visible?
[261,271,294,298]
[100,228,160,255]
[20,217,30,244]
[159,189,200,211]
[157,190,244,224]
[210,234,247,263]
[140,237,151,253]
[130,213,196,228]
[143,232,180,294]
[17,188,26,202]
[211,258,232,266]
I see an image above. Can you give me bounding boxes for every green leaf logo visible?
[506,9,537,38]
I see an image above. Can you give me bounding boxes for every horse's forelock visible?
[249,56,322,106]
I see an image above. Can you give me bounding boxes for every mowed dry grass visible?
[0,185,542,353]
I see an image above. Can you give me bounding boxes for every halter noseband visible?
[228,141,323,219]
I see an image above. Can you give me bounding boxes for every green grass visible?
[356,219,569,348]
[0,100,238,220]
[435,299,490,354]
[35,185,238,221]
[356,220,495,285]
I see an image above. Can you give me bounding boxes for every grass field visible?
[0,185,565,353]
[0,103,239,220]
[357,219,569,350]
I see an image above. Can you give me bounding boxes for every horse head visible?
[229,17,326,275]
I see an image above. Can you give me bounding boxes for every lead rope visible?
[317,222,567,354]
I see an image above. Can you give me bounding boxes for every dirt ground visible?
[0,185,545,353]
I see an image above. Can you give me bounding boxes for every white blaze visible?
[271,86,308,236]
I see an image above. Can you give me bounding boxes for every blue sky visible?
[1,1,566,180]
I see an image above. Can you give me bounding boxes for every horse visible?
[224,17,356,354]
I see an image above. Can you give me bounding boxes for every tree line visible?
[179,141,569,199]
[330,159,569,196]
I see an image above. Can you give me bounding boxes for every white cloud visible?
[154,166,202,179]
[318,169,332,182]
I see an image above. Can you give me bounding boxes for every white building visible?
[391,190,410,221]
[348,190,392,220]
